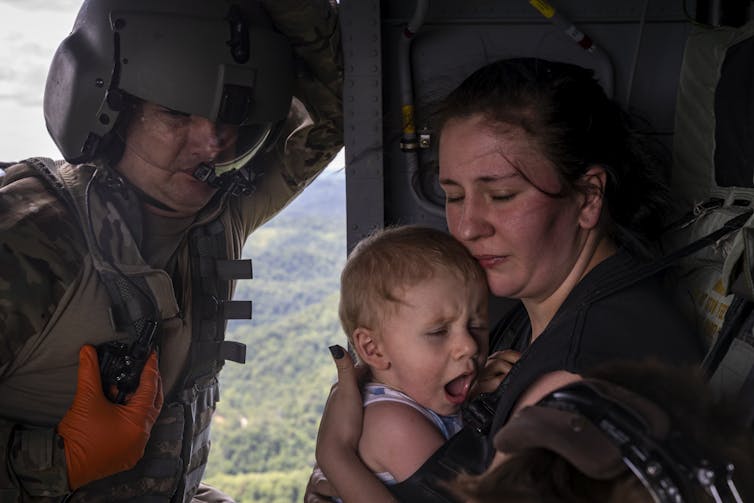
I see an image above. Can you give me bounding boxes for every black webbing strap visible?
[702,295,754,429]
[177,219,250,397]
[701,296,753,377]
[582,209,753,307]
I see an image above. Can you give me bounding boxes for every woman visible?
[310,58,702,503]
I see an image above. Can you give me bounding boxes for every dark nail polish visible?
[329,345,344,359]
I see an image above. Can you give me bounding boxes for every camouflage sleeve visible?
[0,163,83,375]
[0,420,70,499]
[236,0,343,235]
[0,165,82,498]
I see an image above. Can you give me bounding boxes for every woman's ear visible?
[578,165,607,230]
[352,327,389,370]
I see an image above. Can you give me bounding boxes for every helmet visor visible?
[214,123,272,175]
[125,102,272,175]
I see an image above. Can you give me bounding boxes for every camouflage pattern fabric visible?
[0,162,81,501]
[4,424,70,499]
[0,163,86,374]
[0,0,343,499]
[261,0,342,93]
[261,0,343,170]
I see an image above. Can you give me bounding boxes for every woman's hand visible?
[309,345,397,503]
[315,345,365,466]
[471,350,522,398]
[304,464,339,503]
[305,344,363,503]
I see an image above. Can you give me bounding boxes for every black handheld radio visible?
[97,320,159,404]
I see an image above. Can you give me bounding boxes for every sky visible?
[0,0,344,170]
[0,1,79,161]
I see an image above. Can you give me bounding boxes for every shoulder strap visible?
[489,303,529,353]
[25,158,159,320]
[703,294,754,429]
[702,296,753,376]
[583,209,752,306]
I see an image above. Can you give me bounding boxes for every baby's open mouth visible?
[445,372,475,405]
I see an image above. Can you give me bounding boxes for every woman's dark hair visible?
[433,58,671,258]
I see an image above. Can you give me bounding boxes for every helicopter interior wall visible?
[406,20,690,134]
[378,0,693,230]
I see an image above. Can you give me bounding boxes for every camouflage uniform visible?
[0,1,342,501]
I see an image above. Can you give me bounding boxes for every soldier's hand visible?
[57,345,163,489]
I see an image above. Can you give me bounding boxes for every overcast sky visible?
[0,1,344,170]
[0,1,79,161]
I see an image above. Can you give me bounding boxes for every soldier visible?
[0,0,342,501]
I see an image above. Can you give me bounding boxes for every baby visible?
[336,225,489,487]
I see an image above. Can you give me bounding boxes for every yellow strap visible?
[529,0,555,19]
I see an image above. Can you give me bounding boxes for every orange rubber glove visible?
[57,345,163,490]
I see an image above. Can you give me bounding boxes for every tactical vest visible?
[27,158,251,502]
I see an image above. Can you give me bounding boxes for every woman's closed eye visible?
[444,193,464,204]
[490,192,514,202]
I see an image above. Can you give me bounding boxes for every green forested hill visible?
[203,170,347,502]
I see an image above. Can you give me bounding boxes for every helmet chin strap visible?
[193,161,257,196]
[193,162,220,185]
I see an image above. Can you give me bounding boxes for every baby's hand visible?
[470,350,522,397]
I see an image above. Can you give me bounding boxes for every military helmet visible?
[44,0,294,172]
